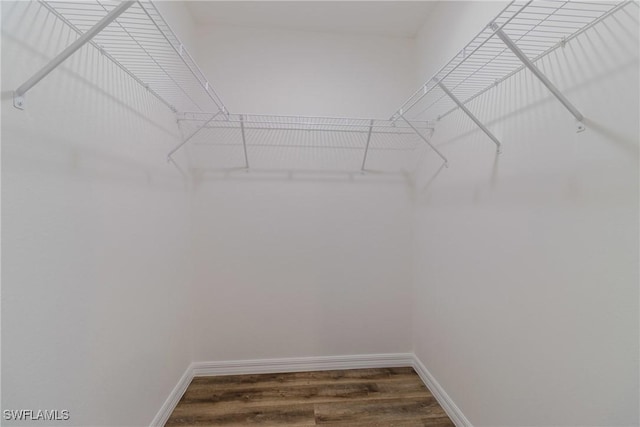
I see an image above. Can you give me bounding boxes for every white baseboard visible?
[150,353,467,427]
[411,354,472,427]
[192,353,414,376]
[149,363,194,427]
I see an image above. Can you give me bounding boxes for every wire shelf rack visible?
[392,0,633,123]
[179,113,433,135]
[14,0,634,172]
[38,0,227,114]
[176,113,434,172]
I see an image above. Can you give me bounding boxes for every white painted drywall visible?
[3,1,638,426]
[414,1,507,87]
[192,23,416,118]
[1,2,195,425]
[188,19,418,362]
[411,2,639,426]
[190,175,414,362]
[186,1,437,38]
[154,1,197,51]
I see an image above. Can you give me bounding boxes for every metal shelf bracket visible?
[239,114,250,169]
[168,111,222,159]
[435,79,502,153]
[360,119,374,171]
[490,22,585,123]
[400,115,449,167]
[13,0,135,110]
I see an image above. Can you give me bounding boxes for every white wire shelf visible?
[179,113,433,134]
[175,113,435,172]
[36,0,227,114]
[14,0,634,172]
[392,0,633,123]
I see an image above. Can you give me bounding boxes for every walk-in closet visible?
[2,1,638,426]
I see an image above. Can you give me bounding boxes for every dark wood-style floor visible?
[165,367,454,426]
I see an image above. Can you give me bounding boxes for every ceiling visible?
[185,2,438,38]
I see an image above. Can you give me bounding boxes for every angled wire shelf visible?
[16,0,227,114]
[392,0,633,141]
[13,0,634,172]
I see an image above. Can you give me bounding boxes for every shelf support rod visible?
[240,114,250,169]
[436,79,502,152]
[491,23,584,123]
[400,115,448,166]
[360,119,374,171]
[168,111,221,159]
[13,0,135,109]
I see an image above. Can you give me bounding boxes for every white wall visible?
[191,176,413,361]
[155,1,197,51]
[411,2,639,426]
[3,2,638,426]
[1,2,195,425]
[414,1,507,87]
[188,21,417,362]
[193,23,416,118]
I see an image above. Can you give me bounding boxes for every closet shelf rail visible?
[177,113,434,134]
[392,0,632,148]
[174,113,435,170]
[13,0,633,172]
[14,0,228,115]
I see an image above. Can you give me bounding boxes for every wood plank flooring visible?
[165,367,454,426]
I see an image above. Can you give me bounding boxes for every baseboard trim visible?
[412,354,472,427]
[192,353,414,377]
[150,363,194,427]
[150,353,464,427]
